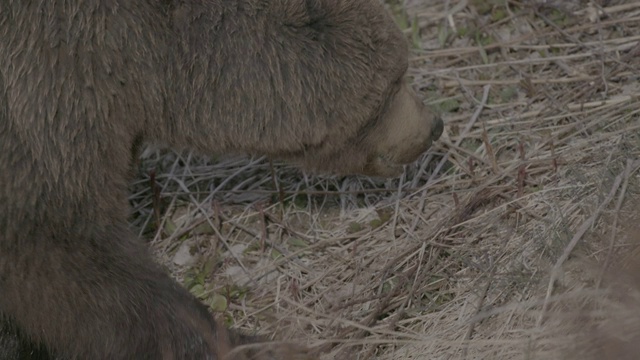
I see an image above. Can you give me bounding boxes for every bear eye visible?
[303,0,327,30]
[392,61,409,86]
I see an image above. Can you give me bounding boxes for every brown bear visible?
[0,0,443,359]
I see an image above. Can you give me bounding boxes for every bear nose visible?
[431,117,444,141]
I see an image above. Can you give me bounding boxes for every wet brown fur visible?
[0,1,441,359]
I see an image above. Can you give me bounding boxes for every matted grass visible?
[129,1,640,359]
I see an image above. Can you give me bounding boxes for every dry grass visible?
[129,1,640,359]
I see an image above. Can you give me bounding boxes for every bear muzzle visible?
[360,84,444,177]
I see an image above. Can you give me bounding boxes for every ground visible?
[128,1,640,358]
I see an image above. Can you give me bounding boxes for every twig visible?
[597,158,640,287]
[538,159,640,327]
[410,85,491,233]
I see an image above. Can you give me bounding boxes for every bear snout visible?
[356,84,443,177]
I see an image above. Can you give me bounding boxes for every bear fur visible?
[0,0,442,359]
